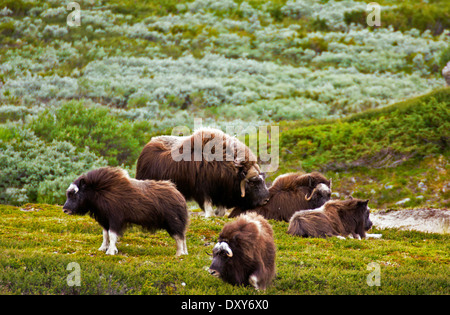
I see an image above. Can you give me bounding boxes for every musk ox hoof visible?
[105,247,118,255]
[98,244,108,252]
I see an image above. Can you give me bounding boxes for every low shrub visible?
[28,100,153,166]
[0,125,106,205]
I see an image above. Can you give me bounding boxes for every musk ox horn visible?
[305,187,317,201]
[240,165,260,198]
[305,183,331,201]
[214,242,233,257]
[329,178,332,190]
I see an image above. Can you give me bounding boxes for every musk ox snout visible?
[208,268,220,278]
[62,207,74,215]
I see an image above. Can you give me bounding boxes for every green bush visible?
[0,125,106,205]
[280,88,450,171]
[29,100,153,166]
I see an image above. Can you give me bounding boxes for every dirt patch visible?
[371,208,450,234]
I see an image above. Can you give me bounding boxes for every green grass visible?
[273,88,450,209]
[0,204,448,294]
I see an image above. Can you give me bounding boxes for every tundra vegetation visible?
[0,0,449,294]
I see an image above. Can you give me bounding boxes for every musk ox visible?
[62,167,189,256]
[287,198,378,239]
[229,172,331,222]
[136,128,270,217]
[208,213,276,290]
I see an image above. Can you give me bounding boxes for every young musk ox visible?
[62,167,189,256]
[208,213,276,290]
[136,128,269,217]
[229,172,331,222]
[287,198,381,239]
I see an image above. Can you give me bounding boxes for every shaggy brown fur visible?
[136,128,269,216]
[287,199,373,239]
[208,213,276,290]
[63,167,189,256]
[229,172,331,222]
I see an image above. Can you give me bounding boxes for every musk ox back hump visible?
[209,213,276,290]
[135,128,268,212]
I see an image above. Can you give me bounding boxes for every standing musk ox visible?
[136,128,269,217]
[287,198,379,239]
[63,167,189,256]
[208,213,276,290]
[229,172,331,222]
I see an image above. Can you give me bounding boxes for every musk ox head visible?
[237,164,269,209]
[360,200,373,232]
[208,241,233,279]
[339,198,373,238]
[63,177,90,215]
[305,181,332,208]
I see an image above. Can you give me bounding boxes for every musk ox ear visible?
[358,199,369,207]
[79,178,86,190]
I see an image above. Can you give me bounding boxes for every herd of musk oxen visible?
[63,128,380,289]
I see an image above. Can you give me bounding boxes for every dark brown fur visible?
[136,128,269,213]
[287,199,373,239]
[63,167,189,255]
[229,172,331,221]
[208,213,276,290]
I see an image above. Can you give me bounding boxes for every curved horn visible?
[240,165,260,198]
[329,178,332,190]
[240,180,246,198]
[305,187,318,201]
[214,242,233,257]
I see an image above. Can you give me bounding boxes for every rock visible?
[395,197,410,205]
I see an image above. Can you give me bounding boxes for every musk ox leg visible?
[215,206,227,217]
[173,235,188,256]
[105,230,119,255]
[98,228,109,252]
[204,200,214,218]
[365,233,382,239]
[249,275,260,290]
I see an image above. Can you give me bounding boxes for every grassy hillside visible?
[0,0,449,296]
[1,0,449,208]
[2,88,448,208]
[275,88,450,209]
[0,204,448,295]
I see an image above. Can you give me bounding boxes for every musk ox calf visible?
[208,213,276,290]
[63,167,189,256]
[287,198,378,239]
[229,172,331,222]
[136,128,269,217]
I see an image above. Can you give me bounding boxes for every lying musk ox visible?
[63,167,189,256]
[287,198,375,239]
[208,213,276,290]
[136,128,269,217]
[229,172,331,222]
